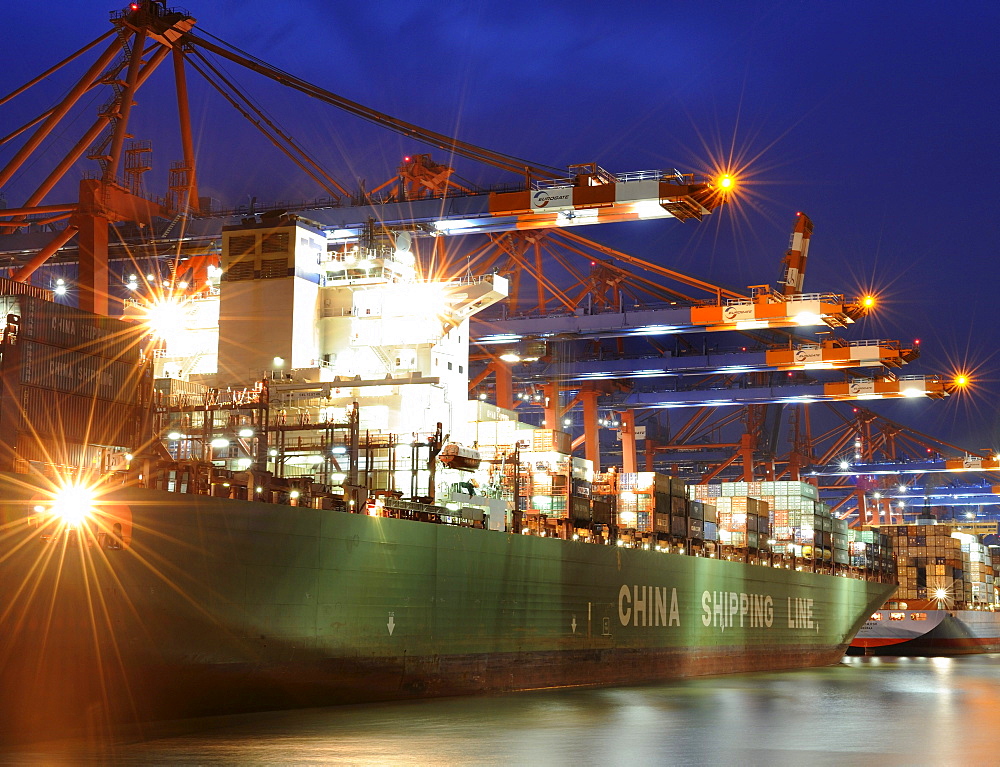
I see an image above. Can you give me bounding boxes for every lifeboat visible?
[439,443,482,471]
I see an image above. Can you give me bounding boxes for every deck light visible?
[51,483,97,526]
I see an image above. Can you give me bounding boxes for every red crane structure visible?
[0,1,729,314]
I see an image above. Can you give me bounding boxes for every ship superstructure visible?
[122,215,509,517]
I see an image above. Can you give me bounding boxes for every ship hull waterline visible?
[0,477,894,740]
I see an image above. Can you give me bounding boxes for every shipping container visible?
[18,340,147,404]
[2,295,144,361]
[654,492,671,515]
[14,433,91,466]
[155,377,209,397]
[703,503,718,524]
[688,518,704,539]
[17,385,141,447]
[570,496,591,524]
[530,429,572,454]
[670,516,686,537]
[591,499,612,525]
[670,477,686,498]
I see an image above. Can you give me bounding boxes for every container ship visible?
[850,523,1000,655]
[0,216,895,740]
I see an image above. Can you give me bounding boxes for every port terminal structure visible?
[0,0,979,526]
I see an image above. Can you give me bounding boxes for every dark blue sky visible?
[4,1,999,450]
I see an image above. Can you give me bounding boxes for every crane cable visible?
[184,28,565,181]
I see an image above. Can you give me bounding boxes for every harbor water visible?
[5,655,1000,766]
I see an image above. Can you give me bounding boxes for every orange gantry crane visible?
[0,0,731,315]
[0,1,960,492]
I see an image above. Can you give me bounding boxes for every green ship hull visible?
[0,477,894,741]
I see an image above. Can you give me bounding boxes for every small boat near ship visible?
[850,522,1000,655]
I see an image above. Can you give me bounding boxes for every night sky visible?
[3,1,999,452]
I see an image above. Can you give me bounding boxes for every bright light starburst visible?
[48,482,97,526]
[141,294,193,344]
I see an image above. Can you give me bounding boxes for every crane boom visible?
[300,166,723,242]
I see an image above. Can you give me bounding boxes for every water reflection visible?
[6,656,1000,766]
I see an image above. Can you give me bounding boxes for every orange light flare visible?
[30,474,123,542]
[712,171,737,195]
[690,132,796,225]
[665,106,838,271]
[936,344,994,400]
[932,362,996,442]
[932,352,997,438]
[850,291,880,321]
[948,370,972,393]
[124,285,196,354]
[845,279,901,337]
[0,469,120,630]
[0,466,149,729]
[682,151,792,270]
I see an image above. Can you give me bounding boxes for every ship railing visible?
[532,168,683,190]
[415,274,498,287]
[719,291,845,307]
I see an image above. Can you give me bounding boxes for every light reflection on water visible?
[6,655,1000,766]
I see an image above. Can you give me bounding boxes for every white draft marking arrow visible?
[571,615,577,634]
[387,613,395,636]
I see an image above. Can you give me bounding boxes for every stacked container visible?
[881,524,998,607]
[688,480,855,560]
[616,472,669,532]
[601,472,720,546]
[614,472,689,535]
[0,293,148,471]
[955,532,996,606]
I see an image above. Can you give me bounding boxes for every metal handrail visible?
[533,168,683,190]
